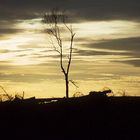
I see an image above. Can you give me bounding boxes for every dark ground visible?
[0,95,140,140]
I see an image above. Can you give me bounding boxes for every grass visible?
[0,91,140,140]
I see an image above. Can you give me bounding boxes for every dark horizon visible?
[0,0,140,98]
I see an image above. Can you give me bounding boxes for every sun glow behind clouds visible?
[75,20,140,40]
[16,18,43,30]
[0,18,140,97]
[1,19,140,65]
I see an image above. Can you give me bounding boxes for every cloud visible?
[75,49,128,56]
[0,64,62,83]
[0,28,23,35]
[0,0,140,22]
[0,60,12,64]
[116,59,140,67]
[0,73,49,83]
[82,37,140,57]
[18,44,45,49]
[126,60,140,67]
[0,20,23,37]
[33,54,60,59]
[77,37,140,67]
[0,20,18,28]
[0,49,11,53]
[16,54,28,57]
[0,49,31,54]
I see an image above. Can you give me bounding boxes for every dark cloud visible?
[0,60,12,65]
[0,0,140,21]
[16,54,28,57]
[0,20,22,37]
[32,54,49,59]
[82,37,140,58]
[0,49,32,54]
[126,60,140,67]
[78,37,140,67]
[0,72,60,83]
[75,49,129,56]
[0,73,58,83]
[0,28,23,35]
[0,20,18,28]
[116,59,140,67]
[32,53,61,59]
[0,49,11,53]
[15,49,33,52]
[18,44,45,49]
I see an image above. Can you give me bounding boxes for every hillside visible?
[0,94,140,140]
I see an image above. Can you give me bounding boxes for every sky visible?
[0,0,140,98]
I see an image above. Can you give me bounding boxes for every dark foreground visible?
[0,95,140,140]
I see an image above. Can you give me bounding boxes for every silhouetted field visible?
[0,94,140,140]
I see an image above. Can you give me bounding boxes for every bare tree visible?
[43,9,75,98]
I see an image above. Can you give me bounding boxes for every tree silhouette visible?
[43,9,75,98]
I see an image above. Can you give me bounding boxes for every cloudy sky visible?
[0,0,140,98]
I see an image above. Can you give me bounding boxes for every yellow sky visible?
[0,19,140,98]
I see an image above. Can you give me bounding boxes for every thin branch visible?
[67,33,75,74]
[69,80,79,88]
[48,36,61,54]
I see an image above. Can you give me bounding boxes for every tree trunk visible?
[65,74,69,98]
